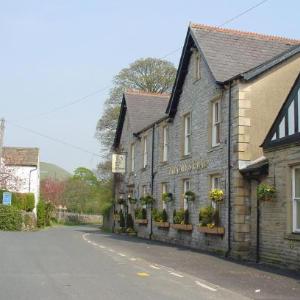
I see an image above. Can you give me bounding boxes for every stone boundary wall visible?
[56,211,103,225]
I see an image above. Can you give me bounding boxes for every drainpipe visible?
[150,124,155,240]
[256,180,260,263]
[29,166,37,193]
[226,82,232,257]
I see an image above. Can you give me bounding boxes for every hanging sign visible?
[112,154,126,173]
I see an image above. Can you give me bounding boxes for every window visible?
[143,136,148,168]
[195,52,201,80]
[162,126,168,162]
[212,100,221,147]
[184,114,191,155]
[183,179,190,210]
[162,183,168,209]
[130,144,135,172]
[292,167,300,233]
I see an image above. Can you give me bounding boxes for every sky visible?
[1,0,300,173]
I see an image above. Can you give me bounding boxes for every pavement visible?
[0,225,299,300]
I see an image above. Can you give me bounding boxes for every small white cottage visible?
[1,147,40,212]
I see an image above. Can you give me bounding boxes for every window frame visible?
[292,166,300,233]
[143,136,148,168]
[162,125,168,162]
[161,182,168,209]
[183,113,192,156]
[212,99,221,147]
[130,143,135,172]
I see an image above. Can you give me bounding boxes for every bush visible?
[0,204,22,231]
[12,192,35,212]
[135,207,147,219]
[173,209,185,224]
[127,213,134,229]
[37,199,46,228]
[152,208,168,222]
[119,210,125,228]
[45,201,56,226]
[199,205,214,226]
[162,209,168,222]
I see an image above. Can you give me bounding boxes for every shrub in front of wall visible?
[45,201,55,226]
[184,209,189,225]
[37,199,46,228]
[173,209,185,224]
[119,210,125,228]
[127,213,134,229]
[0,204,22,231]
[12,192,35,212]
[162,209,168,222]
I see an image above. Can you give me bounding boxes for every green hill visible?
[40,162,71,181]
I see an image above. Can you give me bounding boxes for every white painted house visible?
[1,147,40,212]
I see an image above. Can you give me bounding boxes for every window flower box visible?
[171,223,193,231]
[198,226,225,235]
[154,221,170,228]
[135,219,148,225]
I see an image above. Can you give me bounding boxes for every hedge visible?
[0,190,35,212]
[0,204,22,231]
[37,199,46,228]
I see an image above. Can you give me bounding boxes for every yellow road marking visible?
[137,272,150,277]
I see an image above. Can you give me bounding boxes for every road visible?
[0,226,299,300]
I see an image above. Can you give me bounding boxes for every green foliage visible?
[257,183,276,201]
[95,57,177,155]
[63,168,113,215]
[135,207,147,220]
[0,204,22,231]
[152,208,168,222]
[184,209,189,225]
[199,205,220,227]
[162,192,173,202]
[209,189,224,203]
[140,195,155,206]
[119,210,125,228]
[37,199,46,228]
[127,213,134,229]
[184,191,196,201]
[45,201,56,226]
[173,209,185,224]
[11,192,35,212]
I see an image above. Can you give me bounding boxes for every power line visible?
[20,0,270,121]
[6,120,101,158]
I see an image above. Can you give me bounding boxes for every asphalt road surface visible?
[0,225,299,300]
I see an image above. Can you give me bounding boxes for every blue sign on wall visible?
[3,192,12,206]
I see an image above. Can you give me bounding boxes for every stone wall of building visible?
[258,145,300,270]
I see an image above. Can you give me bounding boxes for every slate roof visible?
[125,91,169,134]
[2,147,39,166]
[190,23,300,83]
[112,91,169,150]
[167,24,300,117]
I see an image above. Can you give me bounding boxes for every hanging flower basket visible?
[257,183,276,201]
[117,198,125,205]
[140,195,155,206]
[128,197,137,204]
[184,191,196,202]
[162,192,173,202]
[209,189,224,203]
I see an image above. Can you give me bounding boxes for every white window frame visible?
[162,126,168,162]
[142,185,147,208]
[212,100,221,147]
[292,167,300,233]
[183,179,190,210]
[184,114,191,156]
[130,144,135,172]
[143,136,148,168]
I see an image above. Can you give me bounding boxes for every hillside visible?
[40,162,71,181]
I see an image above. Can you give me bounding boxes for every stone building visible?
[112,24,300,266]
[241,73,300,270]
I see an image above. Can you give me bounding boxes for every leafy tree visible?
[95,57,177,159]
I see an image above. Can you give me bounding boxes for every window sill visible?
[141,166,148,172]
[180,154,192,161]
[160,161,169,166]
[208,144,223,153]
[284,233,300,241]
